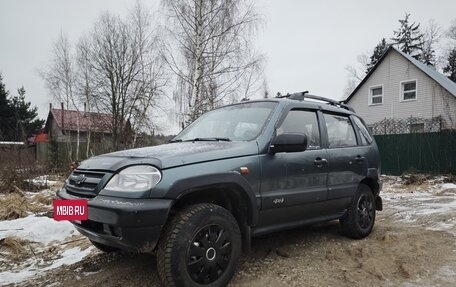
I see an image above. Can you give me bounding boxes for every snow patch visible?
[0,215,76,244]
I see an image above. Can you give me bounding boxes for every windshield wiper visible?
[186,137,231,142]
[170,137,231,143]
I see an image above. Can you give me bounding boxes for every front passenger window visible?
[323,113,357,148]
[277,110,320,148]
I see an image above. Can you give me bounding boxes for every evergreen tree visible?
[9,87,45,141]
[443,48,456,82]
[0,75,44,141]
[0,75,14,141]
[366,38,389,73]
[392,13,424,60]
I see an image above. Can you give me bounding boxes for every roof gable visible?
[45,108,113,133]
[344,46,456,103]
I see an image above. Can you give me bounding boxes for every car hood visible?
[77,141,259,171]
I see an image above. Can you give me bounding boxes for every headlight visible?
[104,165,162,192]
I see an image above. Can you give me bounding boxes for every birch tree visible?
[41,32,80,161]
[162,0,263,126]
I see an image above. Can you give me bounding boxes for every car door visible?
[258,109,329,227]
[322,112,366,202]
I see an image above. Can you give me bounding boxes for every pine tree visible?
[366,38,389,73]
[9,87,45,141]
[443,48,456,82]
[0,75,44,141]
[392,13,424,60]
[0,75,14,141]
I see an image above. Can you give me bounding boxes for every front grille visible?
[65,170,110,198]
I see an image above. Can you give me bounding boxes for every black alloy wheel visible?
[357,193,375,230]
[340,183,376,239]
[187,224,232,284]
[157,203,241,287]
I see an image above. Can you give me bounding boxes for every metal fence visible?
[366,116,455,175]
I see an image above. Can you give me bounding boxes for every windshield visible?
[173,102,277,142]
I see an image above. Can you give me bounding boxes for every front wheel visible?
[340,184,376,239]
[157,203,242,287]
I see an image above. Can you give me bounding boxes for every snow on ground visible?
[0,215,76,245]
[0,185,94,286]
[27,175,58,186]
[0,214,94,285]
[382,180,456,236]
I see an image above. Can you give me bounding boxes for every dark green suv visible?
[58,92,382,287]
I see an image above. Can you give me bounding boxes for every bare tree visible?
[343,53,369,99]
[83,5,166,150]
[75,36,97,157]
[162,0,263,126]
[41,32,81,161]
[448,19,456,41]
[421,19,443,66]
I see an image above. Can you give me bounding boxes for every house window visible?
[369,85,383,105]
[401,80,417,101]
[410,123,424,133]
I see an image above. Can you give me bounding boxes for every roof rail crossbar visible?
[277,91,355,112]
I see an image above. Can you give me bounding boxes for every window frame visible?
[400,79,417,102]
[351,115,373,146]
[322,112,359,149]
[368,84,383,106]
[276,108,323,150]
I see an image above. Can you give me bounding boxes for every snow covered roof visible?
[344,45,456,103]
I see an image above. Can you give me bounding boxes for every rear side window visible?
[323,113,357,148]
[278,110,321,148]
[352,116,373,145]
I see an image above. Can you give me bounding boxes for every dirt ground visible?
[4,176,456,287]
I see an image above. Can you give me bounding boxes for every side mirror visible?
[269,132,308,154]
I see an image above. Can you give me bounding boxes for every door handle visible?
[314,157,327,167]
[355,155,366,164]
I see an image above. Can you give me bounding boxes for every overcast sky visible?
[1,0,455,129]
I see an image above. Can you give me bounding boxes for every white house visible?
[344,46,456,134]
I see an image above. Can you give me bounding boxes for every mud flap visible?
[375,196,383,211]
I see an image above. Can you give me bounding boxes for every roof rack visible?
[276,91,355,112]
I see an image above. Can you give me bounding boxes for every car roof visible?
[240,97,355,116]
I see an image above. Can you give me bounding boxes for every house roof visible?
[344,45,456,103]
[45,108,113,134]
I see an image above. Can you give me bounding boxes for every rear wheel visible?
[157,203,241,287]
[340,184,376,239]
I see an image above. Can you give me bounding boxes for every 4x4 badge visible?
[273,198,284,204]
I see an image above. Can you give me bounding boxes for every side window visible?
[352,116,373,145]
[277,110,320,148]
[323,113,357,148]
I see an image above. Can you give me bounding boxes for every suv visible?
[58,92,382,287]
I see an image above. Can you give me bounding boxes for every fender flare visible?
[166,172,259,226]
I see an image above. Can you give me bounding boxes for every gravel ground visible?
[4,176,456,287]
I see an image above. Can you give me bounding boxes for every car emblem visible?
[73,174,87,185]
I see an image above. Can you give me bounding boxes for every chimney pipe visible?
[61,102,64,130]
[49,103,52,110]
[84,102,87,113]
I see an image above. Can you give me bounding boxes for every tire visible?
[90,240,119,253]
[157,203,242,287]
[340,184,376,239]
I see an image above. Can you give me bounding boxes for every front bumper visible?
[57,188,173,252]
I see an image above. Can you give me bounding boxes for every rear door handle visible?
[314,157,327,168]
[355,155,366,164]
